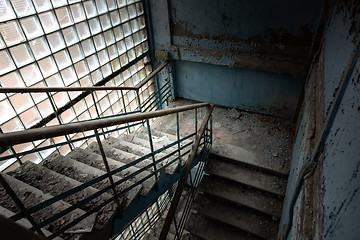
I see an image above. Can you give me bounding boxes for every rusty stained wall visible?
[147,0,325,119]
[279,1,360,239]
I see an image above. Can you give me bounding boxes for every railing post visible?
[145,119,159,187]
[176,113,181,169]
[46,93,73,151]
[94,129,121,209]
[210,114,213,145]
[120,90,131,134]
[136,90,145,127]
[0,174,45,237]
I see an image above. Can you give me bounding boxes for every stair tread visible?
[194,194,278,240]
[211,141,288,176]
[186,212,262,240]
[122,134,188,167]
[136,128,193,148]
[198,175,283,218]
[206,156,287,197]
[88,141,164,176]
[0,173,95,234]
[104,137,179,175]
[66,148,155,196]
[41,152,141,209]
[0,206,63,240]
[7,161,115,214]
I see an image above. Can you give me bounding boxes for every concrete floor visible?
[153,98,295,175]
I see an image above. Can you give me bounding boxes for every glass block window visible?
[0,0,153,171]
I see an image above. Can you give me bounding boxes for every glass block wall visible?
[0,0,154,171]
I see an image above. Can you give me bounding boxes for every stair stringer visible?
[111,149,205,237]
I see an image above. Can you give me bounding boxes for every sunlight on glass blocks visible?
[0,50,16,75]
[93,34,106,51]
[51,0,67,8]
[91,69,102,83]
[81,39,96,56]
[37,99,53,118]
[122,22,132,37]
[55,7,73,28]
[100,14,111,30]
[70,3,86,22]
[10,93,34,114]
[10,44,34,68]
[87,54,100,72]
[20,63,43,86]
[19,107,41,128]
[54,49,72,70]
[89,17,102,35]
[61,108,76,123]
[60,66,77,86]
[45,73,64,87]
[12,0,36,17]
[97,49,109,65]
[111,58,120,71]
[117,0,127,8]
[108,45,118,60]
[106,0,117,10]
[39,11,60,34]
[0,0,16,22]
[63,26,79,46]
[101,63,112,77]
[1,117,24,133]
[29,37,51,60]
[75,21,91,40]
[95,0,108,14]
[68,43,84,63]
[38,56,57,78]
[47,31,66,52]
[119,7,129,22]
[0,99,17,125]
[0,21,26,46]
[128,4,137,19]
[84,0,97,18]
[33,0,52,13]
[53,92,70,109]
[74,60,89,78]
[20,16,44,40]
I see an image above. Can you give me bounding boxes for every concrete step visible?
[7,162,116,227]
[88,141,164,176]
[121,134,187,167]
[103,137,179,175]
[198,175,283,218]
[211,141,288,176]
[0,206,63,240]
[0,173,95,235]
[206,155,287,197]
[193,193,278,240]
[66,148,155,196]
[41,152,142,209]
[186,212,262,240]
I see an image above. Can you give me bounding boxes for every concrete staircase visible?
[185,141,288,240]
[0,123,192,239]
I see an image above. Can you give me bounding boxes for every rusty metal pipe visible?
[0,102,209,148]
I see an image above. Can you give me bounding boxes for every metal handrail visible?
[0,102,209,148]
[0,61,169,94]
[159,104,214,240]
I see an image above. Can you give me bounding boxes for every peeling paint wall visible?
[280,1,360,239]
[147,0,324,119]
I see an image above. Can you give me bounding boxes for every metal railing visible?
[0,90,213,239]
[159,105,214,240]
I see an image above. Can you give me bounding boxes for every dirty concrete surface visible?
[153,98,295,174]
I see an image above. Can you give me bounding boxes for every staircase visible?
[0,122,194,239]
[186,141,288,240]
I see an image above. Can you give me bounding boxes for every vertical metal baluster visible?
[210,114,213,145]
[91,92,107,136]
[47,93,73,151]
[145,119,159,185]
[176,113,181,168]
[195,108,198,134]
[94,130,121,209]
[172,217,180,240]
[0,175,45,237]
[0,129,22,165]
[120,90,131,134]
[136,90,145,127]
